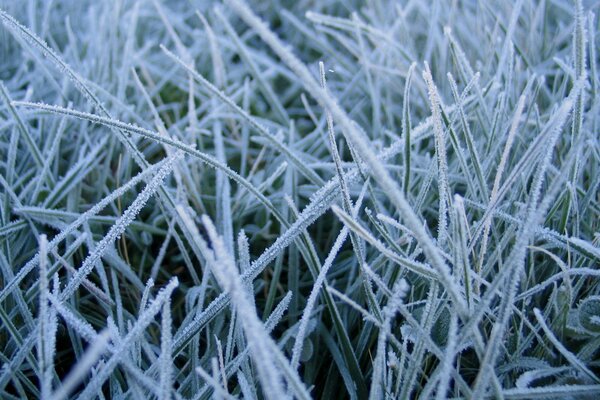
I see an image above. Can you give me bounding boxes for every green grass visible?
[0,0,599,399]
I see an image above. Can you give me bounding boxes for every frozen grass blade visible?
[160,299,173,400]
[1,2,598,399]
[423,63,451,247]
[402,63,416,196]
[36,234,52,399]
[477,93,526,288]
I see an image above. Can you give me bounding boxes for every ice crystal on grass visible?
[0,0,598,399]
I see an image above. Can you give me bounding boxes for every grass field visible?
[0,0,599,398]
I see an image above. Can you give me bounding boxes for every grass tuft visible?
[0,0,598,398]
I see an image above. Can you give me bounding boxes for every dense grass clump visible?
[0,0,599,398]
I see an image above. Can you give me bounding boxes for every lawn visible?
[0,0,599,398]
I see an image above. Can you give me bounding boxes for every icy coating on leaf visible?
[0,0,598,399]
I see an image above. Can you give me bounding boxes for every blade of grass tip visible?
[160,299,173,400]
[214,337,228,393]
[159,45,324,187]
[237,230,254,307]
[37,234,52,399]
[477,94,526,292]
[320,61,382,321]
[290,231,349,371]
[369,279,410,400]
[423,63,451,248]
[403,63,416,196]
[77,277,179,399]
[140,278,154,315]
[225,0,467,319]
[211,357,226,400]
[447,72,487,200]
[444,26,491,124]
[176,208,288,400]
[453,195,472,310]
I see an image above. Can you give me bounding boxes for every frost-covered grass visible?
[0,0,599,398]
